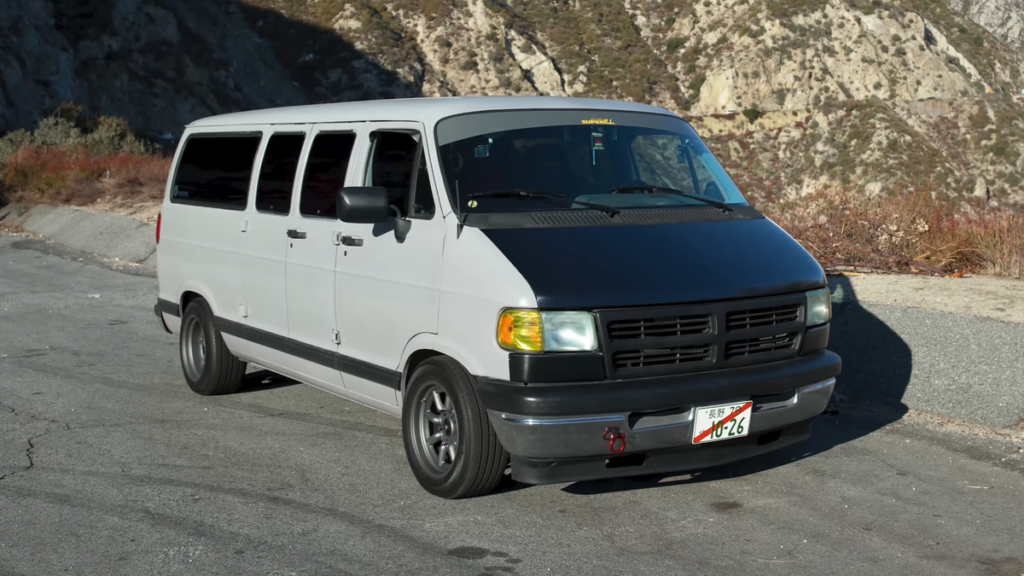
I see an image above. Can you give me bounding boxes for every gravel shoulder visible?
[831,272,1024,325]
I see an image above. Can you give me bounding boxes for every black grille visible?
[608,315,711,340]
[613,344,713,369]
[726,304,801,331]
[596,293,806,379]
[725,333,799,360]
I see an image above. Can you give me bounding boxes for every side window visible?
[367,131,435,219]
[172,134,262,209]
[630,135,698,195]
[299,133,356,218]
[411,151,436,218]
[255,133,306,215]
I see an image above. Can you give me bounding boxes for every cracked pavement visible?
[1,235,1022,576]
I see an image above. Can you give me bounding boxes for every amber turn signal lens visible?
[497,310,543,352]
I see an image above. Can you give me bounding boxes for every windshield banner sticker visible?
[581,118,615,125]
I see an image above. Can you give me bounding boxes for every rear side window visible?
[172,134,262,209]
[299,133,357,218]
[256,134,306,214]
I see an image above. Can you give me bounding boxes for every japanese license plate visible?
[692,401,753,444]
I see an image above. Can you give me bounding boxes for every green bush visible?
[0,130,32,165]
[0,103,151,165]
[742,107,762,124]
[666,37,684,53]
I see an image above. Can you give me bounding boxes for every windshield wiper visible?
[467,190,620,217]
[609,185,733,212]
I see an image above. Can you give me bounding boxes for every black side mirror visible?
[337,187,390,223]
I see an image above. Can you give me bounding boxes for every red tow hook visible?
[602,426,627,454]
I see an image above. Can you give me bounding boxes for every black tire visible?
[179,297,246,396]
[402,357,509,499]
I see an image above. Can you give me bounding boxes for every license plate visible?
[692,401,753,444]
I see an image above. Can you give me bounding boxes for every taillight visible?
[156,212,161,244]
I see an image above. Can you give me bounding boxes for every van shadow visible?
[556,275,913,496]
[238,369,300,394]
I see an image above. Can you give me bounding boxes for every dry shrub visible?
[760,187,1024,279]
[2,145,170,206]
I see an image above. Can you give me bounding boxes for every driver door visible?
[335,122,446,408]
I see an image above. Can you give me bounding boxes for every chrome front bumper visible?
[487,378,836,459]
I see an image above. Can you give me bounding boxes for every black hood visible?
[481,218,826,309]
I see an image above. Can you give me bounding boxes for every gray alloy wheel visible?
[411,384,460,478]
[401,357,509,499]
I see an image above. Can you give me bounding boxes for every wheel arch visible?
[175,283,225,319]
[397,334,494,402]
[179,290,203,314]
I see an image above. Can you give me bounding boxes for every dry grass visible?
[1,145,170,206]
[760,187,1024,279]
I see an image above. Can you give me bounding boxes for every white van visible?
[154,96,841,499]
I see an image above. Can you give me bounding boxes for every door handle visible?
[286,229,307,239]
[340,235,363,247]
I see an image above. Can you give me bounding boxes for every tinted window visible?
[367,132,435,218]
[300,133,356,218]
[172,135,262,209]
[256,134,306,214]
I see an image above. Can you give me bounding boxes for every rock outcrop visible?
[0,0,416,138]
[947,0,1024,60]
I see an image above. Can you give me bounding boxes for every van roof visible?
[186,96,678,128]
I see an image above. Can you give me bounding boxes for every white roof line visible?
[186,95,679,128]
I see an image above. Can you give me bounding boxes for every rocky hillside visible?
[0,0,418,140]
[3,0,1024,203]
[948,0,1024,58]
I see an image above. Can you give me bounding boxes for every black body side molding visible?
[212,316,402,391]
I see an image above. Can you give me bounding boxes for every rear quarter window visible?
[171,134,262,210]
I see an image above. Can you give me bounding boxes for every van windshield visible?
[435,110,748,214]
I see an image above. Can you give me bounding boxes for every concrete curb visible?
[0,203,157,270]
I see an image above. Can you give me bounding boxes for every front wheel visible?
[402,357,508,499]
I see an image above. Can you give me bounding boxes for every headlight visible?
[805,287,832,326]
[497,310,598,352]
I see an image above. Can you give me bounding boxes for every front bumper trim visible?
[488,376,836,460]
[500,414,625,426]
[478,350,841,417]
[510,419,814,485]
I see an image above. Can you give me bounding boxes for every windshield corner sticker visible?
[582,118,615,125]
[467,200,478,208]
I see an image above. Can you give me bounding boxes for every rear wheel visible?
[402,357,508,499]
[179,297,246,396]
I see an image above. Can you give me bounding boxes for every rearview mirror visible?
[336,187,390,223]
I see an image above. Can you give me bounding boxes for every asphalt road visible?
[1,235,1022,576]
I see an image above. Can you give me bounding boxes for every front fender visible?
[397,333,505,397]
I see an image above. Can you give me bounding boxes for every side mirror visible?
[336,187,390,223]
